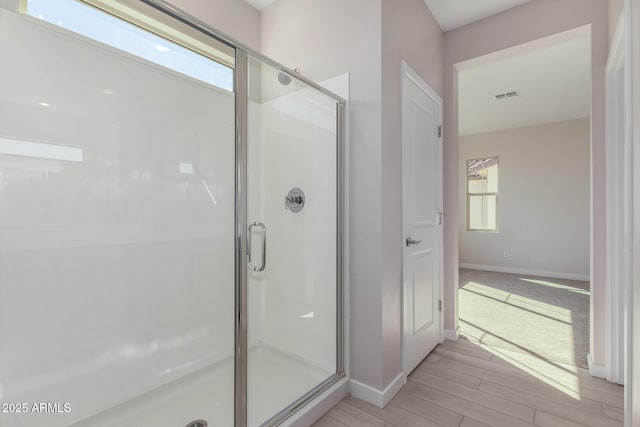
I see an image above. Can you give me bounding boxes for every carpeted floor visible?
[458,268,590,368]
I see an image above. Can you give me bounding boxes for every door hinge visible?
[438,300,442,312]
[438,125,442,138]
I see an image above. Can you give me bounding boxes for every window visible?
[467,157,498,231]
[24,0,234,91]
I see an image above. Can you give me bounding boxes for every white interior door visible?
[401,61,443,375]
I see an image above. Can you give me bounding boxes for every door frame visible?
[605,9,630,387]
[606,6,640,426]
[627,0,640,424]
[400,60,445,375]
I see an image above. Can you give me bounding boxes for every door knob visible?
[406,237,421,247]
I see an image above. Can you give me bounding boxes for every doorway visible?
[455,27,593,370]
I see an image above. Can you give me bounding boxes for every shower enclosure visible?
[0,1,344,426]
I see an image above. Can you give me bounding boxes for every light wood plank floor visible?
[314,339,624,427]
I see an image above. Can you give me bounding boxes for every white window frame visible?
[466,156,499,232]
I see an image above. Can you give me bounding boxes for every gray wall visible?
[261,0,386,391]
[380,0,443,388]
[168,0,260,50]
[0,0,18,11]
[609,0,624,44]
[443,0,609,367]
[459,119,590,278]
[262,0,443,394]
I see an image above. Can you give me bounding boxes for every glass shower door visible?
[244,56,342,426]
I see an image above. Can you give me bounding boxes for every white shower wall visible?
[0,9,235,426]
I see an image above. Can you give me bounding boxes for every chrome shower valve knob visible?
[284,188,305,212]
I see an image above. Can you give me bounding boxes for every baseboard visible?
[587,353,607,379]
[284,377,349,427]
[459,263,590,282]
[349,372,407,408]
[444,326,460,341]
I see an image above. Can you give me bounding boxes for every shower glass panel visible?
[0,6,235,427]
[246,57,340,426]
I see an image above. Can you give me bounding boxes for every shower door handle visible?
[248,221,266,272]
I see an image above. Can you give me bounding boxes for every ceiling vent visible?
[493,90,520,101]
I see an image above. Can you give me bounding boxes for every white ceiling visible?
[247,0,532,29]
[423,0,533,31]
[248,0,533,27]
[458,29,591,136]
[245,0,277,10]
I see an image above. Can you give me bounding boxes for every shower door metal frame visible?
[134,2,346,426]
[235,48,249,427]
[235,50,346,427]
[249,88,346,427]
